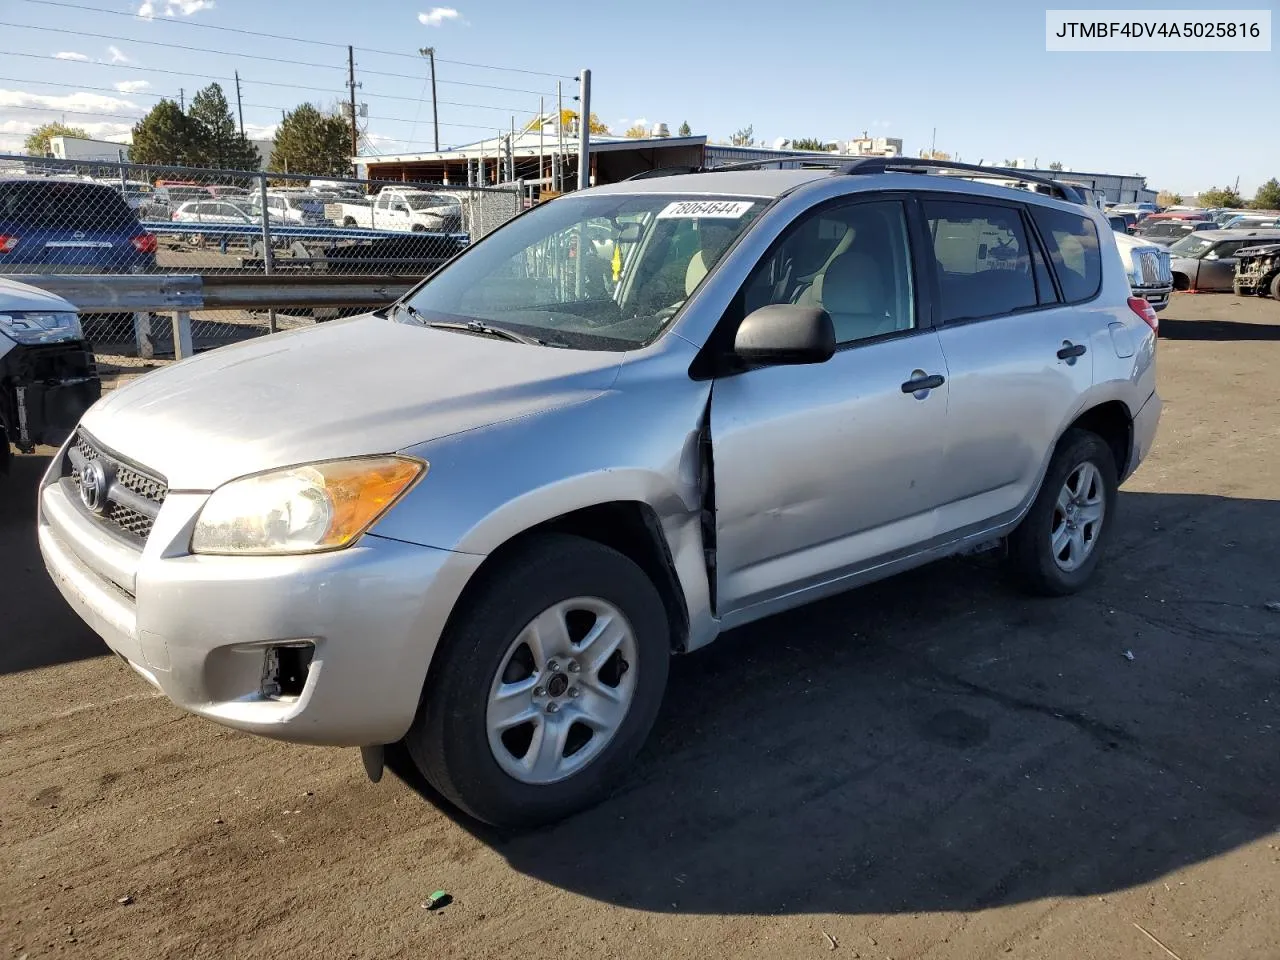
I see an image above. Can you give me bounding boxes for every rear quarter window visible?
[1029,206,1102,303]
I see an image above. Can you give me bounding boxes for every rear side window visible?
[1030,206,1102,303]
[924,200,1037,322]
[0,182,137,229]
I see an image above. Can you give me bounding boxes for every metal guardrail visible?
[14,273,416,360]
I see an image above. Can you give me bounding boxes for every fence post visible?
[171,311,193,360]
[257,172,278,334]
[133,312,153,359]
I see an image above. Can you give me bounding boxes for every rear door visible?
[710,197,952,618]
[926,197,1097,535]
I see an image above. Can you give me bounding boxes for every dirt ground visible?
[2,294,1277,960]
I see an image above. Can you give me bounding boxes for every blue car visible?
[0,177,157,274]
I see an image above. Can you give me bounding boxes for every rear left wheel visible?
[404,534,670,828]
[1007,429,1118,597]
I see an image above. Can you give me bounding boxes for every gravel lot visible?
[2,293,1277,960]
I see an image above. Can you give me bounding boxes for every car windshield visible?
[399,193,768,350]
[1168,235,1217,258]
[405,194,460,211]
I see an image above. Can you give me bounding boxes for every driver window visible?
[741,200,916,345]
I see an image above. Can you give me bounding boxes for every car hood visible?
[0,276,78,313]
[81,313,623,490]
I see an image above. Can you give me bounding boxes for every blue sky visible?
[1,0,1276,196]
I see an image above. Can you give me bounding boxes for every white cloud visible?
[136,0,155,18]
[113,80,151,94]
[418,7,462,26]
[0,89,144,115]
[54,51,89,61]
[165,0,215,14]
[107,45,132,64]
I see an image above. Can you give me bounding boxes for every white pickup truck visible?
[333,188,464,233]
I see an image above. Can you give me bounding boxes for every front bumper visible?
[37,448,483,746]
[1,340,100,451]
[1131,284,1173,312]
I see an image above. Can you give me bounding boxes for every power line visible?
[1,20,556,95]
[0,80,517,133]
[0,51,539,112]
[12,0,576,78]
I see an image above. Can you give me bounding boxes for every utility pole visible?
[930,127,936,158]
[179,88,184,112]
[538,95,544,197]
[555,81,564,193]
[347,46,360,159]
[577,68,591,190]
[234,70,245,138]
[418,47,440,152]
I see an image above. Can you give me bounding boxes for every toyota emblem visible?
[79,459,108,514]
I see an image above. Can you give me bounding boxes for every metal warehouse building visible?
[355,135,1155,204]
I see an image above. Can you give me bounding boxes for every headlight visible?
[0,311,83,345]
[191,456,426,556]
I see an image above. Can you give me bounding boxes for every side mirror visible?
[616,221,643,243]
[733,304,836,366]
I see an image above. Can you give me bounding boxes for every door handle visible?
[901,372,945,394]
[1057,342,1087,361]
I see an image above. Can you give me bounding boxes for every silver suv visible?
[39,160,1162,827]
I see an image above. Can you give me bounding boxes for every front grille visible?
[64,430,168,545]
[1138,251,1161,285]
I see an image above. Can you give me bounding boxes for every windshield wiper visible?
[426,319,546,345]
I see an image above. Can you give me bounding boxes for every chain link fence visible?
[0,153,524,351]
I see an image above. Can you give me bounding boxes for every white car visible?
[172,199,264,225]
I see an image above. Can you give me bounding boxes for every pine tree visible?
[187,83,260,171]
[269,104,351,177]
[677,121,691,137]
[130,99,200,165]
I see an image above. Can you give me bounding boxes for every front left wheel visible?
[404,534,670,828]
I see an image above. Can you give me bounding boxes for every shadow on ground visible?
[392,489,1280,916]
[0,454,106,675]
[1159,317,1280,341]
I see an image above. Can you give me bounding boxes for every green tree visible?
[187,82,260,171]
[1156,189,1182,208]
[677,120,691,137]
[24,121,91,157]
[729,125,754,147]
[130,99,201,165]
[1252,177,1280,210]
[791,137,828,151]
[269,103,352,177]
[1197,186,1244,208]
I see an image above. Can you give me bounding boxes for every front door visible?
[710,198,951,618]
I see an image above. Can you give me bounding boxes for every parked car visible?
[1134,219,1217,246]
[1107,213,1136,234]
[172,199,265,225]
[0,177,156,274]
[1220,215,1280,230]
[335,188,465,233]
[39,163,1161,828]
[1113,231,1174,311]
[1,276,100,472]
[140,185,214,221]
[251,191,328,227]
[1168,229,1280,291]
[1232,241,1280,298]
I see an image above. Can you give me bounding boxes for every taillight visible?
[0,234,17,254]
[131,233,157,254]
[1127,296,1158,335]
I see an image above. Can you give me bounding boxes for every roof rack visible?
[840,157,1086,204]
[704,156,851,173]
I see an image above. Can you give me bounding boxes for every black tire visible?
[404,534,670,828]
[1006,428,1119,597]
[1270,272,1280,301]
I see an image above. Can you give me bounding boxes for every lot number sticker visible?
[656,200,755,219]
